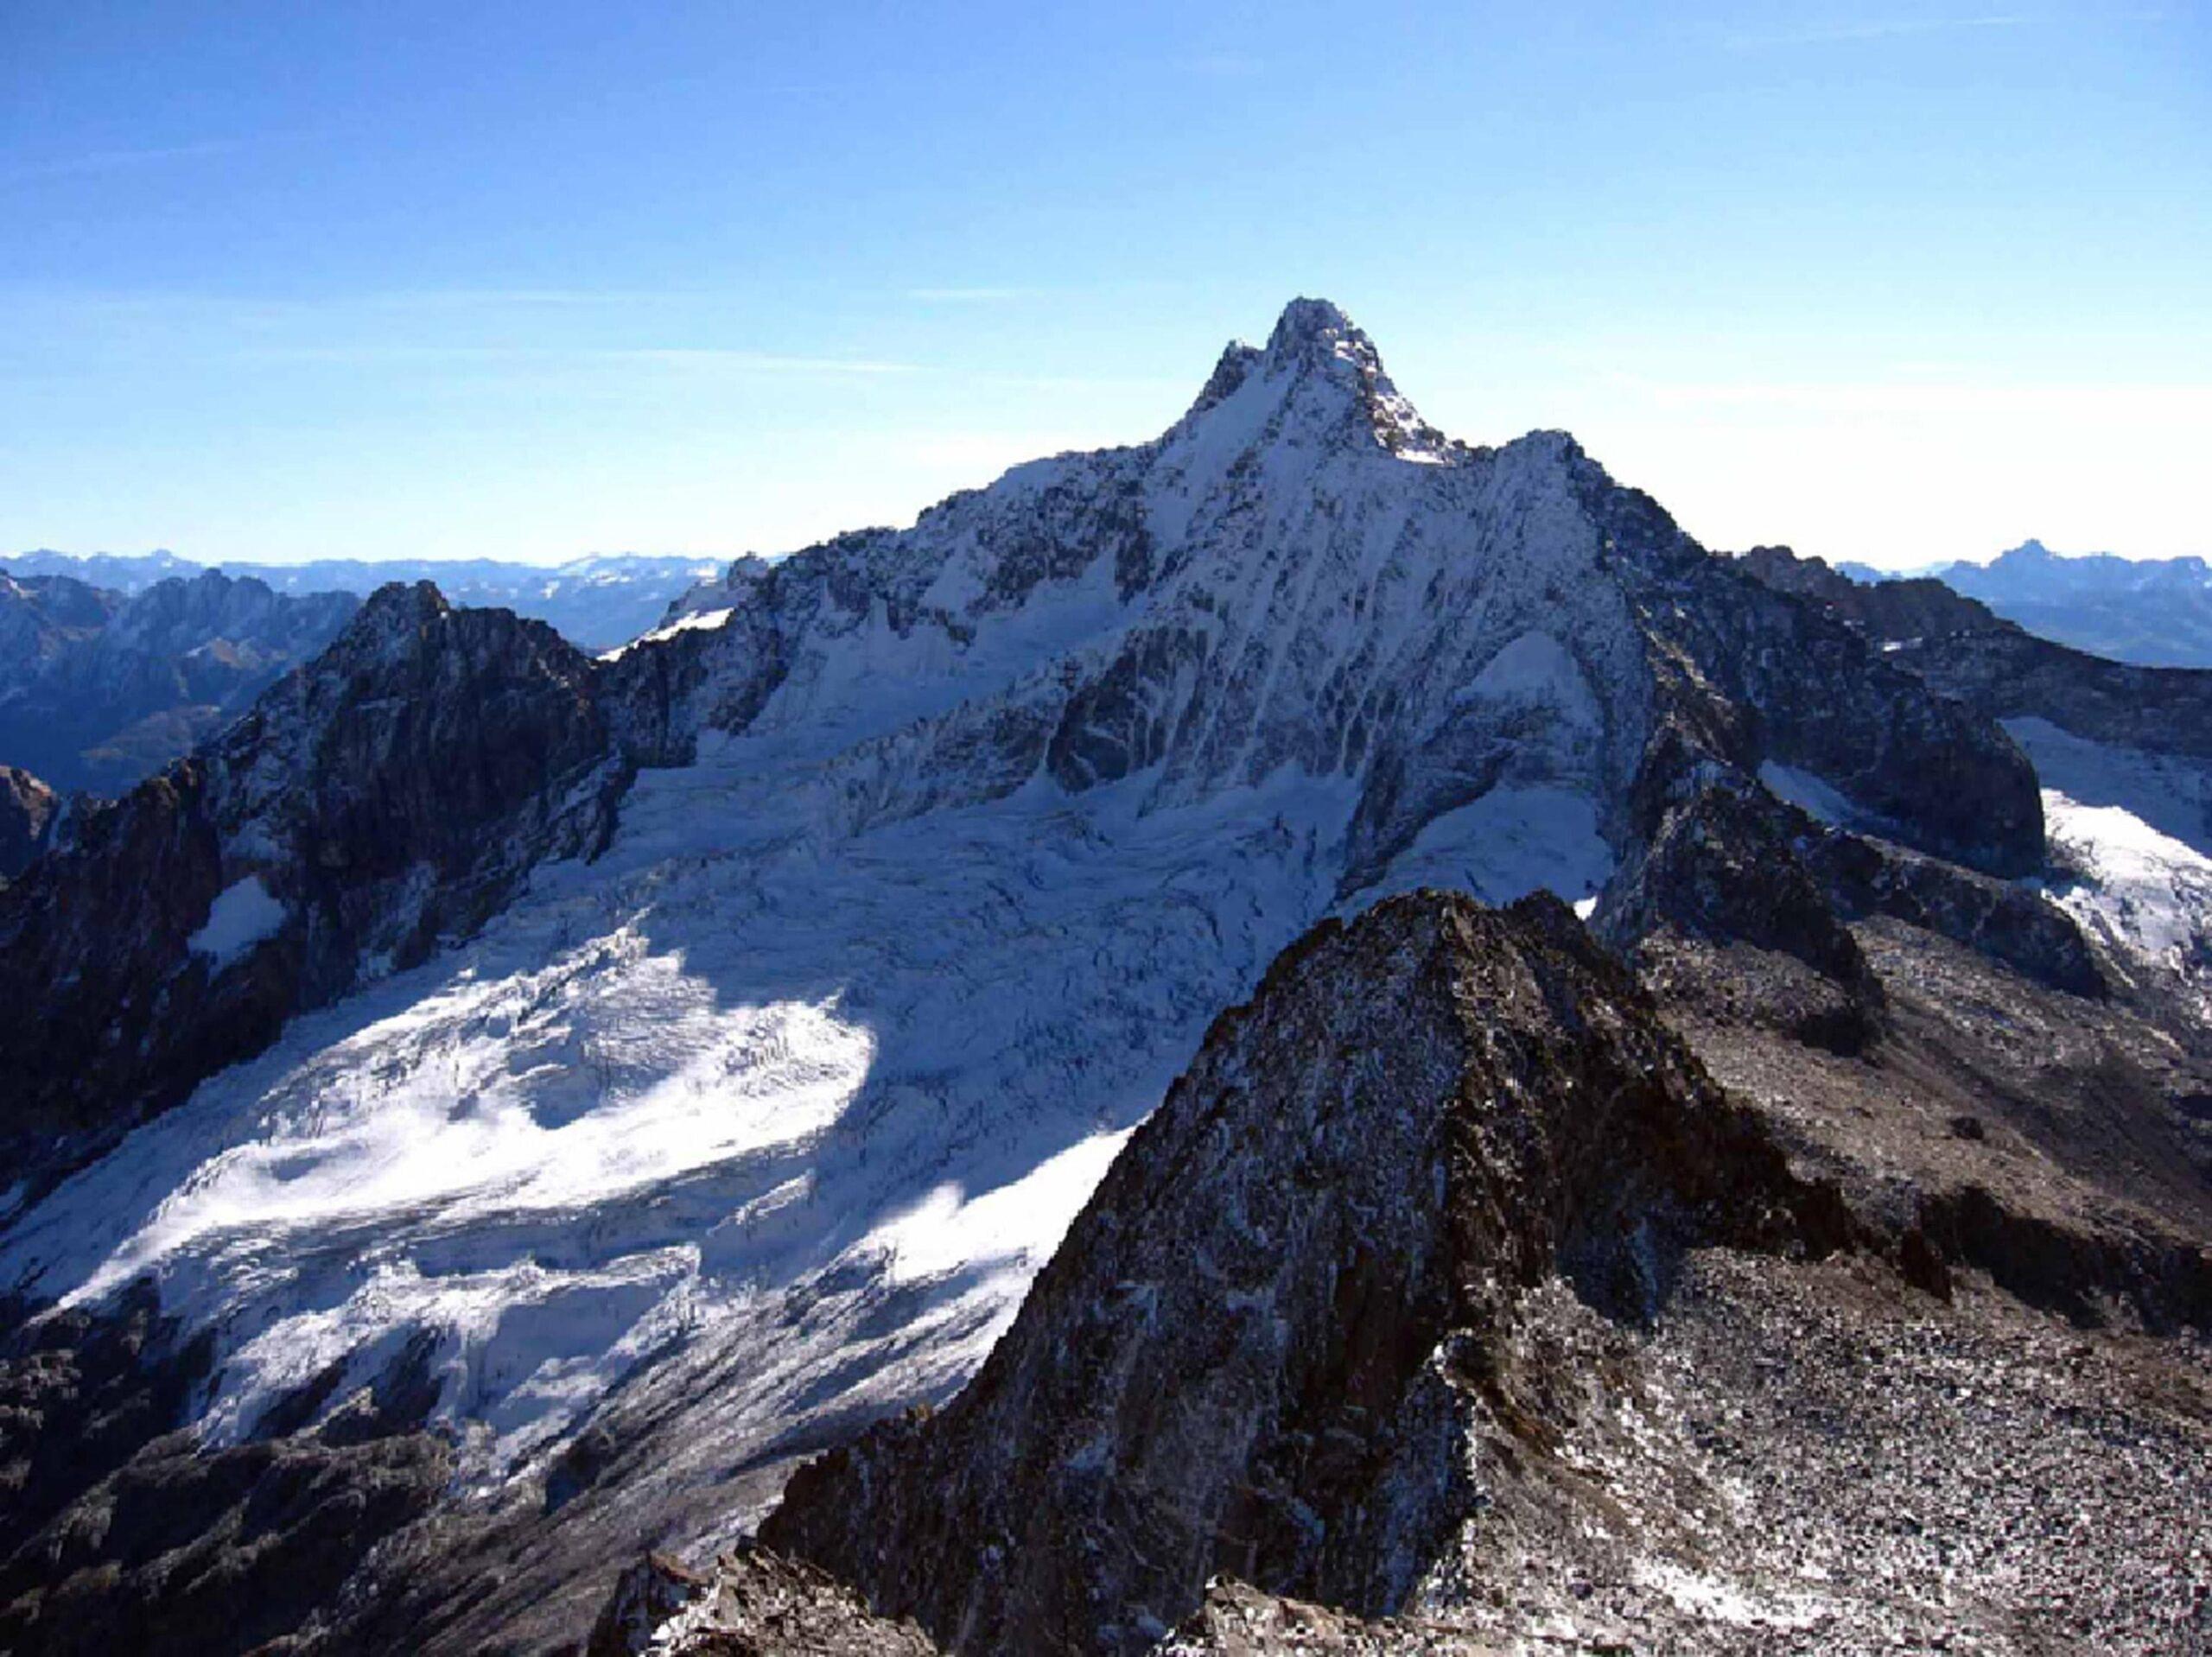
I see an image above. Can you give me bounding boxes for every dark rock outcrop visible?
[1738,544,2212,766]
[1803,828,2107,998]
[0,1425,448,1657]
[1608,530,2044,878]
[0,1259,450,1657]
[587,1549,938,1657]
[1738,544,1999,643]
[761,892,1851,1654]
[0,765,57,880]
[0,1286,214,1565]
[1593,774,1884,1052]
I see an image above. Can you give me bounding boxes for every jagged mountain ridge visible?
[1741,544,2212,1018]
[0,565,361,796]
[759,892,1858,1653]
[0,766,59,882]
[1,300,2199,1654]
[8,549,722,655]
[0,582,678,1187]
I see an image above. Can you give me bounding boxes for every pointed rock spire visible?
[1179,298,1457,462]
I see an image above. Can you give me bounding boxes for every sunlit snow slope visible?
[2002,716,2212,1018]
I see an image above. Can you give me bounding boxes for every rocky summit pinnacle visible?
[1261,295,1364,365]
[1173,296,1452,460]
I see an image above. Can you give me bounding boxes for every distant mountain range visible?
[1841,539,2212,667]
[0,567,361,795]
[3,549,721,656]
[0,552,722,796]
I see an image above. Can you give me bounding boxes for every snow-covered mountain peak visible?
[1261,293,1357,357]
[1154,297,1458,473]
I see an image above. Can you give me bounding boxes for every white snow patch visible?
[1631,1560,1823,1630]
[0,767,1363,1476]
[2041,789,2212,1013]
[599,606,734,662]
[2002,717,2212,857]
[873,1127,1134,1286]
[1363,786,1612,911]
[187,876,286,968]
[1757,763,1859,828]
[1458,631,1598,719]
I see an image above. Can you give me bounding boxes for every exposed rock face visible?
[761,892,1851,1654]
[0,1286,214,1566]
[1593,773,1884,1053]
[1616,536,2043,879]
[0,582,664,1188]
[588,1549,938,1657]
[0,566,360,794]
[0,1426,449,1657]
[1738,546,2212,1017]
[1738,544,2212,790]
[0,1282,449,1657]
[1738,543,1999,643]
[0,765,57,880]
[1154,1582,1488,1656]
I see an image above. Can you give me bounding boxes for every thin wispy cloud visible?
[237,344,918,376]
[1724,14,2024,50]
[1,138,247,184]
[1166,52,1268,79]
[907,286,1037,304]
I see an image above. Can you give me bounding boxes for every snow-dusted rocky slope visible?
[1739,544,2212,1018]
[745,890,2211,1657]
[0,301,2159,1647]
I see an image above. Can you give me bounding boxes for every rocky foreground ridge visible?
[619,892,2210,1654]
[1,302,2207,1654]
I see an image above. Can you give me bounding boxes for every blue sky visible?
[3,1,2206,568]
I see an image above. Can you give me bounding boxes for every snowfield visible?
[186,873,288,968]
[2001,716,2212,1016]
